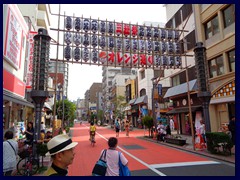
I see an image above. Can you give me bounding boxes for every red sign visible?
[26,31,38,89]
[3,69,25,98]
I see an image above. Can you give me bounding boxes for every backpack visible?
[115,121,120,129]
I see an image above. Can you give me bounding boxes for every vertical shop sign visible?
[26,31,37,89]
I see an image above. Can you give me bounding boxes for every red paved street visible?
[68,121,212,176]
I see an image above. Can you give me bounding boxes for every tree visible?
[112,95,128,119]
[56,99,76,127]
[142,115,154,137]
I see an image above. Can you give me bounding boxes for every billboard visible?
[51,15,183,69]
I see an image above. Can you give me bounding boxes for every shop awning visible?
[3,90,34,108]
[166,105,202,114]
[44,102,52,111]
[164,79,198,98]
[128,98,136,105]
[134,95,148,105]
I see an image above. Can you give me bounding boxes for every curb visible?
[138,136,235,164]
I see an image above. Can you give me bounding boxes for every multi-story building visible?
[163,4,235,134]
[194,4,235,132]
[3,4,51,133]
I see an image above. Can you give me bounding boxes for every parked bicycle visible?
[17,141,39,176]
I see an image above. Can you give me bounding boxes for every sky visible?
[49,4,167,101]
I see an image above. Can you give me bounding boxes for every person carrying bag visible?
[92,149,107,176]
[119,152,131,176]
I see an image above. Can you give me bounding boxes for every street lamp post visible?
[31,28,51,156]
[151,77,158,128]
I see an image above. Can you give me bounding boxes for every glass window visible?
[208,55,224,78]
[227,49,235,72]
[172,75,180,86]
[223,4,235,28]
[204,16,219,39]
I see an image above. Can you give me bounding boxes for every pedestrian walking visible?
[125,120,130,137]
[169,117,175,131]
[99,137,128,176]
[115,119,120,137]
[228,116,235,145]
[44,134,78,176]
[3,131,18,176]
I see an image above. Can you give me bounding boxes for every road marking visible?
[96,131,167,176]
[150,161,220,168]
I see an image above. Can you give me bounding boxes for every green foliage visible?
[56,99,76,126]
[112,95,128,119]
[142,116,154,137]
[206,132,233,156]
[36,143,48,156]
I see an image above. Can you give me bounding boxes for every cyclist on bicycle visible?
[89,122,96,143]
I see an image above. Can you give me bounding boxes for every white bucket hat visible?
[46,134,78,156]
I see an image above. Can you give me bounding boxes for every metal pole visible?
[152,79,157,129]
[181,9,195,151]
[62,88,65,127]
[52,4,61,136]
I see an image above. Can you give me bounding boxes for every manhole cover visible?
[122,145,145,149]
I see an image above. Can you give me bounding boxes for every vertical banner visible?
[26,31,38,89]
[4,6,23,69]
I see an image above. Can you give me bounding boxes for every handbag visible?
[119,152,131,176]
[92,149,107,176]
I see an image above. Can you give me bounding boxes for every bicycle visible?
[90,132,96,147]
[17,143,39,176]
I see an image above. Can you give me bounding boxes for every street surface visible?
[68,122,235,176]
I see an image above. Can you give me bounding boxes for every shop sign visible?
[26,31,37,89]
[4,4,28,70]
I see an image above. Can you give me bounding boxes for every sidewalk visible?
[139,130,235,164]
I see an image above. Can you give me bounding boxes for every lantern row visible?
[65,16,180,41]
[64,32,181,54]
[63,47,182,69]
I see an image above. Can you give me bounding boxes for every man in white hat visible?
[44,134,78,176]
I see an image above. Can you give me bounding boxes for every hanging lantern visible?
[160,41,167,53]
[100,21,106,34]
[140,54,147,66]
[161,55,168,66]
[153,41,160,52]
[74,47,81,61]
[64,45,71,60]
[167,30,173,40]
[160,29,166,39]
[139,39,145,52]
[132,54,139,66]
[124,53,131,66]
[91,34,98,47]
[73,32,81,46]
[131,39,138,52]
[99,51,107,64]
[64,32,72,45]
[146,27,152,39]
[91,49,98,63]
[83,19,90,32]
[116,52,124,65]
[108,51,115,64]
[123,24,130,36]
[153,27,159,39]
[91,19,98,33]
[154,55,161,67]
[116,38,122,51]
[65,16,72,30]
[82,47,89,62]
[108,22,114,35]
[167,42,174,54]
[116,23,122,35]
[147,40,152,52]
[147,54,153,66]
[74,17,81,31]
[108,37,114,50]
[138,26,145,38]
[124,39,130,52]
[99,36,106,49]
[175,56,182,67]
[168,56,175,67]
[131,25,138,37]
[82,33,89,46]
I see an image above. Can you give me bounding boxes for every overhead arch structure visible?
[49,6,190,70]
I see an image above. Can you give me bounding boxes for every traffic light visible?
[194,42,208,92]
[32,28,51,91]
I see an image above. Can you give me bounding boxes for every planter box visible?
[164,137,186,146]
